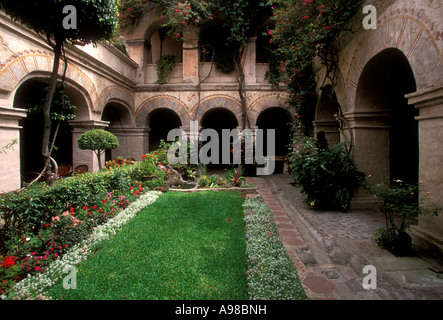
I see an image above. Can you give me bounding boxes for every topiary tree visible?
[77,130,119,170]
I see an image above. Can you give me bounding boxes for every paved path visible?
[246,174,443,300]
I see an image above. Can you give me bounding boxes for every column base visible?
[409,225,443,264]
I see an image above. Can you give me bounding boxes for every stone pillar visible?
[69,120,109,172]
[182,26,199,84]
[126,39,147,82]
[0,107,27,192]
[345,110,393,208]
[313,120,340,146]
[108,127,150,160]
[244,37,257,84]
[406,85,443,262]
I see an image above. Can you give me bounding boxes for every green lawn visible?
[47,191,248,300]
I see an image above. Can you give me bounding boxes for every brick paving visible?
[246,174,443,300]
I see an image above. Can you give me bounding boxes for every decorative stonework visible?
[343,4,443,103]
[135,95,191,127]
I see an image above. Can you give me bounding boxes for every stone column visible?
[108,127,151,160]
[69,120,109,172]
[182,26,199,84]
[345,110,393,208]
[244,37,257,84]
[313,120,340,146]
[0,107,27,192]
[406,85,443,261]
[126,39,148,82]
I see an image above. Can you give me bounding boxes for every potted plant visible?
[366,178,441,256]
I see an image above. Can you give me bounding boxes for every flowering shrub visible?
[243,197,306,300]
[105,156,135,169]
[0,161,162,296]
[3,191,160,300]
[365,178,441,255]
[267,0,363,134]
[117,0,150,30]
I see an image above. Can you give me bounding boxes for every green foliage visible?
[117,0,150,30]
[288,136,364,209]
[0,162,156,295]
[77,129,119,153]
[365,179,441,254]
[155,54,177,84]
[0,0,117,44]
[267,0,363,134]
[156,0,213,38]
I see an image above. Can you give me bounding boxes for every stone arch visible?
[1,51,98,111]
[248,94,290,127]
[147,108,183,151]
[344,13,442,105]
[353,47,418,185]
[11,71,93,121]
[12,74,92,182]
[96,86,135,121]
[135,95,190,127]
[193,95,243,125]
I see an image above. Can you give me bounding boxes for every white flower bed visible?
[4,191,161,300]
[243,197,306,300]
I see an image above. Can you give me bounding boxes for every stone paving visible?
[246,174,443,300]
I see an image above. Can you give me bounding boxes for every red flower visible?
[141,154,147,159]
[69,207,75,213]
[83,206,88,210]
[1,256,16,268]
[102,199,107,203]
[227,218,232,222]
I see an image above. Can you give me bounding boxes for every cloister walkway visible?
[246,174,443,300]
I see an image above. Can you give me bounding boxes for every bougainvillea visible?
[267,0,362,134]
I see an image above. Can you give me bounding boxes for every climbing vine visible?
[267,0,363,135]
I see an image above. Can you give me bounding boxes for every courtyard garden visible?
[0,141,306,300]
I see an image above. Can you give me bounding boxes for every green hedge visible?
[0,163,157,251]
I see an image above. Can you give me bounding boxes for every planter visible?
[394,231,413,257]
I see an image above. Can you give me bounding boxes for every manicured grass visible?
[47,191,247,300]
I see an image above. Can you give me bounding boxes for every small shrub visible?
[77,130,119,169]
[288,136,365,210]
[366,178,441,255]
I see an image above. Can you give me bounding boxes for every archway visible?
[200,107,239,170]
[147,108,182,151]
[355,48,418,184]
[13,78,78,182]
[256,107,292,173]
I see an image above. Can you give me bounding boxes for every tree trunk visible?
[234,45,250,130]
[42,42,62,186]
